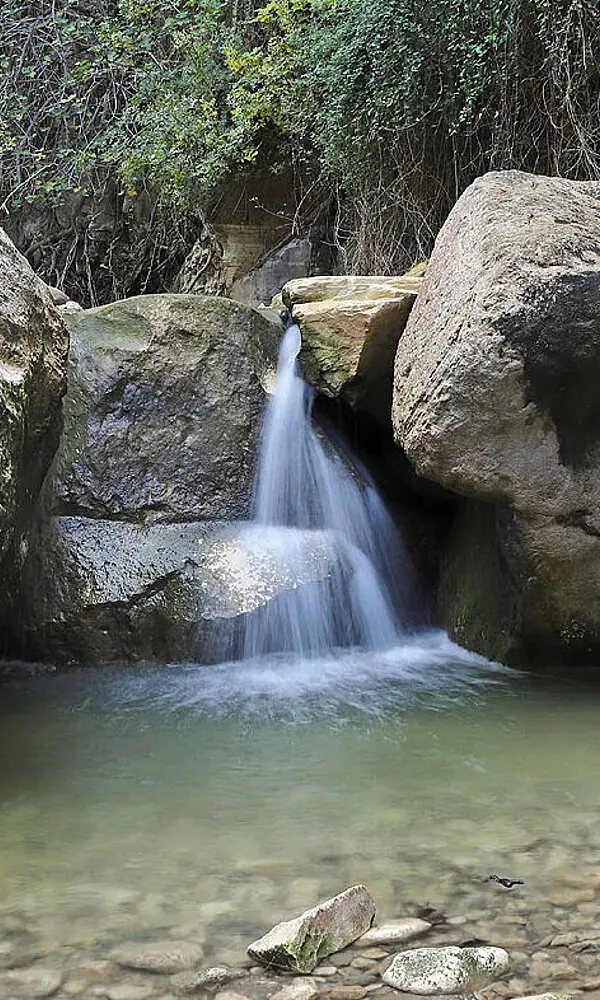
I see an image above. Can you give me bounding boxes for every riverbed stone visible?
[214,991,251,1000]
[109,941,204,974]
[359,921,431,947]
[549,889,597,908]
[104,986,157,1000]
[509,995,575,1000]
[393,169,600,664]
[326,986,367,1000]
[269,977,320,1000]
[0,966,63,997]
[170,967,245,994]
[248,885,376,974]
[382,946,510,994]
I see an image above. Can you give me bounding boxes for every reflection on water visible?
[0,651,600,975]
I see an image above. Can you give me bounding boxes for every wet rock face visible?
[248,885,376,974]
[54,294,282,523]
[382,945,510,994]
[13,293,290,663]
[19,520,345,664]
[0,228,68,620]
[393,170,600,664]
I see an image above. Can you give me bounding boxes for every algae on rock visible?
[248,885,376,974]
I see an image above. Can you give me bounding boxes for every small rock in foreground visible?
[359,921,431,947]
[270,977,320,1000]
[0,967,62,998]
[327,987,367,1000]
[171,966,245,994]
[382,945,509,995]
[509,995,575,1000]
[214,991,251,1000]
[109,940,204,974]
[105,986,155,1000]
[248,885,376,974]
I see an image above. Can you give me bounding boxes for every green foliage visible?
[2,0,600,271]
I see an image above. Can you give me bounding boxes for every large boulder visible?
[393,170,600,663]
[14,293,289,662]
[19,519,346,664]
[284,276,421,425]
[52,294,281,522]
[0,228,68,624]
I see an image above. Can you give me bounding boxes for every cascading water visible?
[241,324,417,659]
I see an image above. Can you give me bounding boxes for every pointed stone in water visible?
[382,945,509,994]
[359,919,431,946]
[247,885,376,974]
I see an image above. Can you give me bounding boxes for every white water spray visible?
[243,325,416,658]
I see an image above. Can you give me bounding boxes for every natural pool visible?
[1,638,600,998]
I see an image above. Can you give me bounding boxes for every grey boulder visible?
[382,945,509,994]
[393,170,600,663]
[54,293,282,523]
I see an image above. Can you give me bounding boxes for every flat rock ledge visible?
[247,885,376,974]
[382,945,510,994]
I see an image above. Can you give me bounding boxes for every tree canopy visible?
[2,0,600,273]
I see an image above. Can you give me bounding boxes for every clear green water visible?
[1,647,600,969]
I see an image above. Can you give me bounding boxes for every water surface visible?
[1,647,599,971]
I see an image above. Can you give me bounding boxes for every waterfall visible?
[242,324,417,659]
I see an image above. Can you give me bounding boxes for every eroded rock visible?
[282,275,420,425]
[248,885,376,974]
